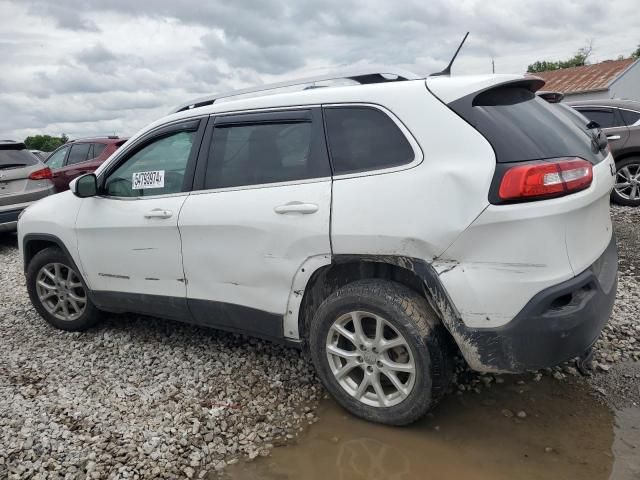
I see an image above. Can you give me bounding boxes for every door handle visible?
[144,208,173,219]
[606,135,621,141]
[274,202,319,214]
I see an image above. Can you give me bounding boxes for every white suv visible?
[18,68,618,425]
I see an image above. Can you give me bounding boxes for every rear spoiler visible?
[427,74,545,105]
[0,141,26,150]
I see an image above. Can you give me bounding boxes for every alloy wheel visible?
[35,262,87,322]
[326,311,416,407]
[615,163,640,201]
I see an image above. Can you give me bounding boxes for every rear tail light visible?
[28,167,53,180]
[498,157,593,202]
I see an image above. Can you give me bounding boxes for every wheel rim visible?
[615,163,640,201]
[35,262,87,322]
[326,311,416,408]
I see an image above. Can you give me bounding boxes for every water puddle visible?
[611,407,640,479]
[225,376,616,479]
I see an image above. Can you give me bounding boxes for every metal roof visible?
[531,58,637,94]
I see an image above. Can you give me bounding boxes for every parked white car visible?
[18,68,618,425]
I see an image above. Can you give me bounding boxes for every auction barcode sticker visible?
[132,170,165,189]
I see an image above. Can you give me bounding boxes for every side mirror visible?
[71,173,98,198]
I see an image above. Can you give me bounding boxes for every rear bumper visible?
[0,209,22,232]
[458,235,618,373]
[0,198,46,232]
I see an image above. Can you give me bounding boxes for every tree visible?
[527,40,594,73]
[23,134,68,152]
[633,44,640,59]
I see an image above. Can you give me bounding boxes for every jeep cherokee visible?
[18,68,618,425]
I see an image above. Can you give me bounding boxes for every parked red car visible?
[45,136,128,192]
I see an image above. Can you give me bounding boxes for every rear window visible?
[0,149,39,168]
[324,107,414,175]
[449,86,606,164]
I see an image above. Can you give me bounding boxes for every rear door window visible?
[323,107,414,175]
[92,143,107,159]
[204,111,329,189]
[576,109,618,129]
[620,109,640,126]
[448,86,606,164]
[67,143,92,165]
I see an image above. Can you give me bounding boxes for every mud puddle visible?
[225,375,616,480]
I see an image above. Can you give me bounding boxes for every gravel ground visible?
[589,205,640,409]
[0,236,322,479]
[0,205,638,478]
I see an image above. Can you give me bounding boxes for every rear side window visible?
[324,107,414,175]
[67,143,91,165]
[620,109,640,126]
[576,109,618,129]
[449,86,606,164]
[0,149,39,168]
[205,121,326,189]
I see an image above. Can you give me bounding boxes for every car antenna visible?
[429,32,470,77]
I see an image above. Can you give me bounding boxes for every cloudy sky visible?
[0,0,638,142]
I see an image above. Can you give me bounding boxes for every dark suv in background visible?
[568,100,640,206]
[45,136,127,192]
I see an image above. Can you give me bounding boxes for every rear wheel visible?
[309,279,453,425]
[612,157,640,207]
[26,247,101,331]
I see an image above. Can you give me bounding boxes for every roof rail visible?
[68,135,121,142]
[171,66,422,114]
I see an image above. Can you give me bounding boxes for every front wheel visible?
[612,157,640,207]
[26,247,101,331]
[309,279,453,426]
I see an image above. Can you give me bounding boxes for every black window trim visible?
[97,117,206,199]
[191,107,332,193]
[321,102,423,180]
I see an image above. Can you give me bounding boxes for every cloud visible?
[1,0,638,140]
[26,1,100,31]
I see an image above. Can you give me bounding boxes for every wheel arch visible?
[295,255,461,350]
[23,234,80,275]
[614,151,640,163]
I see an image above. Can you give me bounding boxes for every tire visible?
[611,157,640,207]
[309,279,453,426]
[26,247,101,331]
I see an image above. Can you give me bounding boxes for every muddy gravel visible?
[589,205,640,410]
[0,204,639,478]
